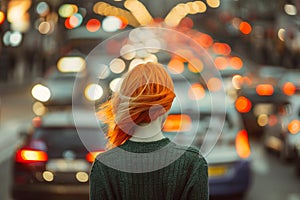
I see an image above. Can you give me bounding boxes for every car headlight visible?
[31,84,51,102]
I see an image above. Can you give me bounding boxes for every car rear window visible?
[32,127,105,158]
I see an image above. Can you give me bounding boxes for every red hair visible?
[97,62,175,148]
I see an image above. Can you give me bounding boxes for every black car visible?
[11,110,107,200]
[236,65,288,137]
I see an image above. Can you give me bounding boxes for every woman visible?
[90,62,208,200]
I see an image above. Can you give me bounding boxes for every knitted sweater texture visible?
[90,138,208,200]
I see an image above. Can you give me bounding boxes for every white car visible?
[163,76,252,198]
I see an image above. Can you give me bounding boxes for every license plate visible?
[208,166,228,177]
[46,159,90,172]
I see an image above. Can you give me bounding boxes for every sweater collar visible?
[120,138,171,153]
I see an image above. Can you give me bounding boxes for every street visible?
[0,85,300,200]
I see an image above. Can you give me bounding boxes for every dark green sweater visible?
[90,138,208,200]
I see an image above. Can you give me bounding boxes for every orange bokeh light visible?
[179,17,194,29]
[86,19,101,32]
[214,56,228,70]
[65,17,72,29]
[168,58,184,74]
[86,151,104,163]
[230,56,243,69]
[0,11,5,25]
[256,84,274,96]
[163,114,192,132]
[207,77,222,92]
[288,120,300,134]
[212,42,231,56]
[188,58,203,73]
[118,16,128,29]
[239,21,252,35]
[235,129,251,158]
[188,83,205,100]
[235,96,252,113]
[282,82,296,96]
[194,33,213,48]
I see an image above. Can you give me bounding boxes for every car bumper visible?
[12,183,89,200]
[209,160,251,196]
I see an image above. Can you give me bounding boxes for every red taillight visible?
[235,96,252,113]
[86,151,104,163]
[235,130,251,159]
[268,115,278,127]
[16,149,48,163]
[282,82,296,96]
[163,114,192,132]
[32,116,42,127]
[256,84,274,96]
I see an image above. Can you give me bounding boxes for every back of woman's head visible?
[98,62,175,148]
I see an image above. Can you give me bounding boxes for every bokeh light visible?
[10,31,22,47]
[36,2,49,16]
[32,101,47,116]
[57,57,86,72]
[235,96,252,113]
[86,19,101,32]
[282,82,296,96]
[230,56,243,69]
[214,56,228,70]
[70,13,83,28]
[239,21,252,35]
[257,114,268,127]
[278,28,285,41]
[109,78,123,92]
[58,4,78,18]
[284,4,297,15]
[0,11,5,25]
[84,84,104,101]
[120,44,136,60]
[188,83,205,100]
[188,58,203,73]
[168,58,184,74]
[206,0,220,8]
[109,58,126,74]
[207,77,222,92]
[129,58,145,71]
[31,84,51,102]
[102,16,122,32]
[38,21,51,34]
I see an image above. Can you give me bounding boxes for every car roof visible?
[38,109,100,128]
[171,79,229,114]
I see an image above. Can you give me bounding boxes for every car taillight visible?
[16,149,48,163]
[256,84,274,96]
[288,119,300,134]
[235,96,252,113]
[282,82,296,96]
[86,151,104,163]
[163,114,192,132]
[235,130,251,159]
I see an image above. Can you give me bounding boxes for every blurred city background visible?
[1,0,300,200]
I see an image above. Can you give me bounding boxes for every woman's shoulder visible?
[170,142,205,159]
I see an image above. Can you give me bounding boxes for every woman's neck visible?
[129,116,166,142]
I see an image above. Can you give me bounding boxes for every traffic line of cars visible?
[11,26,254,199]
[233,65,300,177]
